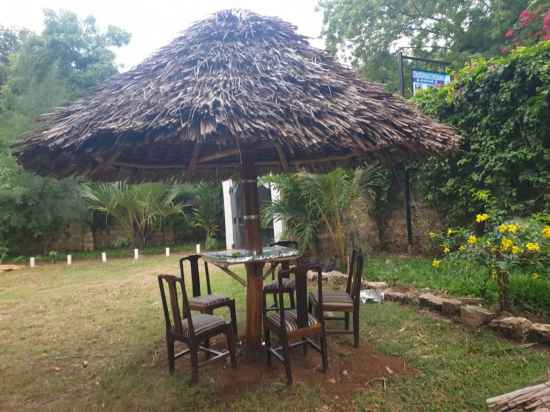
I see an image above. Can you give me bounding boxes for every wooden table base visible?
[245,262,264,354]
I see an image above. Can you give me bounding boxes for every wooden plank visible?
[211,264,247,287]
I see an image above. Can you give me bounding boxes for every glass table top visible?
[201,245,300,265]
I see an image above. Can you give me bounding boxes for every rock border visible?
[372,286,549,345]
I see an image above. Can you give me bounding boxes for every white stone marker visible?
[196,244,201,254]
[30,257,36,268]
[134,248,139,260]
[101,252,107,263]
[67,255,72,265]
[165,247,170,257]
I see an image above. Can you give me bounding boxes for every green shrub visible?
[414,42,550,225]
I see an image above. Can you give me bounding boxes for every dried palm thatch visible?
[15,9,458,182]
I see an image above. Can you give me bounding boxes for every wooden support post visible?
[245,262,264,352]
[240,148,262,255]
[404,168,413,253]
[240,148,264,351]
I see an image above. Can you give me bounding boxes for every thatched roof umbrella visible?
[14,9,458,349]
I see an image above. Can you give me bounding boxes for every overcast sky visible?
[1,0,325,70]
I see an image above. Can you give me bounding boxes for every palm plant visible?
[192,182,223,249]
[263,169,359,265]
[82,182,185,248]
[262,174,320,254]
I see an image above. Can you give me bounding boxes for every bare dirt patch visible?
[163,336,412,409]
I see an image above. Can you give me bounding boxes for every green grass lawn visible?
[1,254,549,411]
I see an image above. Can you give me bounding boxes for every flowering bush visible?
[433,214,549,311]
[503,1,550,49]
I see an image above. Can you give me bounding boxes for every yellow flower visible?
[511,245,521,254]
[476,213,489,223]
[500,237,513,252]
[543,226,550,239]
[443,246,450,254]
[467,235,477,245]
[498,224,508,233]
[447,228,455,236]
[526,242,540,253]
[459,245,465,252]
[507,224,519,234]
[532,272,540,280]
[432,259,441,269]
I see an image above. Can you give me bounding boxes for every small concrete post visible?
[165,247,170,257]
[196,244,201,254]
[67,255,72,265]
[101,252,107,263]
[30,257,36,268]
[134,249,139,260]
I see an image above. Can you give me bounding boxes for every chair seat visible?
[310,290,353,310]
[263,278,295,292]
[266,309,319,333]
[189,294,231,309]
[181,314,227,337]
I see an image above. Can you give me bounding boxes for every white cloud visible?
[1,0,324,69]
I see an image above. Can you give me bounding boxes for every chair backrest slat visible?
[351,250,364,303]
[270,241,299,279]
[158,274,194,337]
[180,255,213,297]
[345,249,357,294]
[278,263,322,330]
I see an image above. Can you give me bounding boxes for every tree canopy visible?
[319,0,528,90]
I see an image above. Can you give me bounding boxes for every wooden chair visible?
[263,264,328,385]
[179,255,238,338]
[262,240,299,312]
[309,249,364,347]
[158,274,237,383]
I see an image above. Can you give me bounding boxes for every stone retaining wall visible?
[380,287,549,345]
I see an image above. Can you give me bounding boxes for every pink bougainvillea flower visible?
[519,9,534,27]
[500,47,510,54]
[543,9,550,33]
[505,28,515,38]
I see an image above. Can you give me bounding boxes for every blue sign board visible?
[412,69,451,94]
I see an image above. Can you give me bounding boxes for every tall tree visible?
[0,10,130,254]
[319,0,528,90]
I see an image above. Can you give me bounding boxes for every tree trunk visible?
[497,269,511,312]
[487,381,550,411]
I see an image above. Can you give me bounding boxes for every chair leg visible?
[288,289,295,309]
[204,309,212,359]
[353,310,360,348]
[264,325,272,366]
[166,335,175,374]
[320,331,328,373]
[272,292,279,309]
[229,301,238,339]
[190,345,199,384]
[282,335,293,385]
[226,329,237,368]
[344,312,350,331]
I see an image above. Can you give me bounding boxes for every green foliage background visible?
[414,42,550,224]
[319,0,528,91]
[0,11,131,254]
